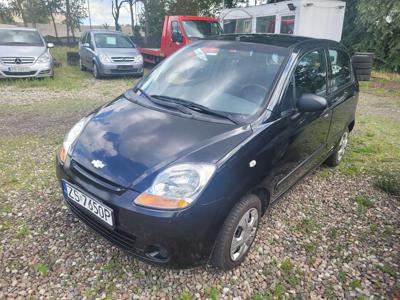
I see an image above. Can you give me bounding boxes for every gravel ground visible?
[0,80,399,299]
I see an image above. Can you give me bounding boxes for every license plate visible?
[8,66,30,72]
[62,180,114,226]
[117,65,134,70]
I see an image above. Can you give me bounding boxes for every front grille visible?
[71,160,125,193]
[111,56,135,62]
[3,71,36,76]
[0,57,35,65]
[65,198,136,250]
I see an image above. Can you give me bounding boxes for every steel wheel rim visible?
[230,208,259,261]
[337,131,348,161]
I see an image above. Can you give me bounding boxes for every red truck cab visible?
[140,15,222,64]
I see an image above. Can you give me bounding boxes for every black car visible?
[56,34,358,270]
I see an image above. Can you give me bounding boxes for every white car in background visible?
[0,27,54,79]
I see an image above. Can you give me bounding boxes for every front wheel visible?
[93,62,102,79]
[211,194,261,270]
[325,129,349,167]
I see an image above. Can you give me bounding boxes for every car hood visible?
[0,45,46,58]
[71,96,252,189]
[96,48,141,57]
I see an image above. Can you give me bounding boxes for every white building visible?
[220,0,346,41]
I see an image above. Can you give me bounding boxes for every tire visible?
[79,58,87,71]
[353,62,372,69]
[211,194,262,270]
[325,129,349,167]
[355,68,372,76]
[93,62,102,79]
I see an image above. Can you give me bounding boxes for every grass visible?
[354,195,374,210]
[339,115,400,177]
[349,279,362,289]
[377,265,397,277]
[34,263,49,276]
[374,170,400,197]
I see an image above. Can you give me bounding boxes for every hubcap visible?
[230,208,259,261]
[337,131,348,161]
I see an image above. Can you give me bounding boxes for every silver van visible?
[79,30,143,79]
[0,27,54,79]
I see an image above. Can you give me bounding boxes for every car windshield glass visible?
[94,33,134,48]
[138,40,288,122]
[0,30,43,46]
[182,20,223,38]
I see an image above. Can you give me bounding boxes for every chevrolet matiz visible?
[56,34,358,270]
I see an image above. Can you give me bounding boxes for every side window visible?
[280,49,326,113]
[87,33,94,48]
[295,50,327,98]
[329,49,352,91]
[171,21,181,35]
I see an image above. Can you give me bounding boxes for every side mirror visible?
[82,43,90,48]
[47,42,54,48]
[297,93,328,112]
[172,31,183,43]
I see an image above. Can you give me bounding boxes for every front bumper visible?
[55,155,224,267]
[98,61,143,77]
[0,61,53,78]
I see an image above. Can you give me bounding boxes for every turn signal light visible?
[59,145,67,163]
[135,193,189,209]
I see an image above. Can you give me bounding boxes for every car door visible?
[79,32,88,67]
[325,48,358,149]
[268,49,332,198]
[167,20,183,57]
[85,33,96,69]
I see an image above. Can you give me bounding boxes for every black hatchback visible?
[56,34,358,269]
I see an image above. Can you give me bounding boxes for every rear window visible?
[94,33,134,48]
[329,49,352,91]
[0,30,44,46]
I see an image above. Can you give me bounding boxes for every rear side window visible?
[295,49,327,97]
[329,49,352,92]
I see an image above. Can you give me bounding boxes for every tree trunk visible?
[50,12,59,42]
[129,0,135,36]
[16,0,28,27]
[66,0,71,45]
[143,0,149,45]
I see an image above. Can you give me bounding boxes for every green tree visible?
[356,0,400,72]
[0,3,15,23]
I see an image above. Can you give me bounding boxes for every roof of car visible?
[0,26,38,32]
[84,29,126,34]
[212,34,342,50]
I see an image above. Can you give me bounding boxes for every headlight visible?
[59,118,87,163]
[99,54,112,64]
[37,52,51,64]
[134,55,143,64]
[135,163,216,209]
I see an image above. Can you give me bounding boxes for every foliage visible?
[342,0,400,72]
[0,3,15,23]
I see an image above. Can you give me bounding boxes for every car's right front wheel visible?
[211,194,261,270]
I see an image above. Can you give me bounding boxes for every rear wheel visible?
[211,194,261,270]
[325,129,349,167]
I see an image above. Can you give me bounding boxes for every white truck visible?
[220,0,346,42]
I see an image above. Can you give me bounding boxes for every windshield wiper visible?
[151,95,239,125]
[132,87,192,115]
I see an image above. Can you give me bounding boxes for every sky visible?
[85,0,143,26]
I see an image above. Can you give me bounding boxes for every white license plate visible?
[62,181,114,226]
[8,66,30,72]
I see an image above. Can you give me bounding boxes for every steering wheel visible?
[239,84,268,105]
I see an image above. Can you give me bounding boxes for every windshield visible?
[0,30,44,46]
[182,20,223,38]
[94,33,134,48]
[139,40,288,122]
